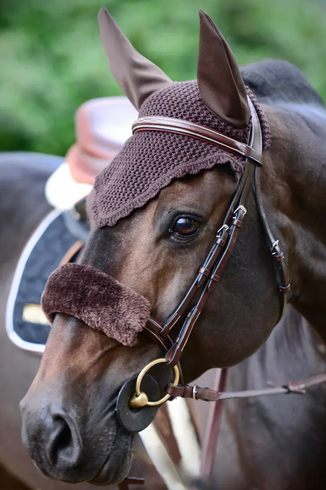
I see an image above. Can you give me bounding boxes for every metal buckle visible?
[129,358,180,408]
[192,385,198,400]
[270,240,279,253]
[216,224,229,236]
[233,205,247,216]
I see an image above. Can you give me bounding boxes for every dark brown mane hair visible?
[240,59,325,106]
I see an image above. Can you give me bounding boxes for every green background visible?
[1,0,326,156]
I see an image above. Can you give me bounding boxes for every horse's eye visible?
[171,217,200,237]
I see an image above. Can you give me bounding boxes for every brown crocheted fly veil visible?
[93,8,271,228]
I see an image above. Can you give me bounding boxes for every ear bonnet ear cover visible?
[93,10,271,229]
[41,263,151,347]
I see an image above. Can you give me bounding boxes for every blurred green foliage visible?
[1,0,326,155]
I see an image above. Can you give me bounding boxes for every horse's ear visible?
[197,10,250,128]
[98,7,171,110]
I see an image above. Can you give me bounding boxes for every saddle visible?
[5,210,87,353]
[45,96,138,210]
[7,96,137,353]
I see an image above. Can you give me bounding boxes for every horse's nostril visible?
[51,416,72,461]
[47,413,82,469]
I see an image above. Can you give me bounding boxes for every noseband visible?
[124,97,290,407]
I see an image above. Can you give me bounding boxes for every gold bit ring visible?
[129,358,180,408]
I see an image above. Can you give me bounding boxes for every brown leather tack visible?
[143,96,289,375]
[166,384,220,402]
[133,116,263,165]
[216,236,227,247]
[109,87,293,484]
[198,266,210,277]
[210,272,221,283]
[232,218,243,228]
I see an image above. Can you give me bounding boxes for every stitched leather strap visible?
[164,103,261,366]
[200,368,227,479]
[254,167,290,319]
[132,116,263,165]
[132,99,292,484]
[166,372,326,401]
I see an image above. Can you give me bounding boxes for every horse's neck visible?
[264,103,326,341]
[221,306,326,489]
[230,305,326,389]
[267,306,326,375]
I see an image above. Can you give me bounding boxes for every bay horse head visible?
[21,7,291,485]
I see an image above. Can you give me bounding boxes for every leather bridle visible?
[117,98,326,487]
[131,97,290,371]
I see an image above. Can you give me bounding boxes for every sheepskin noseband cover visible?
[41,263,151,347]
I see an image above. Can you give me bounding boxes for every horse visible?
[0,166,324,490]
[5,6,326,490]
[1,160,323,490]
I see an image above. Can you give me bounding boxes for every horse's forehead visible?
[156,169,233,209]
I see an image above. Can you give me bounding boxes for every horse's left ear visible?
[197,10,250,128]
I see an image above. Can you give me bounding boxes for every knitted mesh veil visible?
[93,80,271,228]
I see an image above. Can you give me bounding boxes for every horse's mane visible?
[240,59,325,107]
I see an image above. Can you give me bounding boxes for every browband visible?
[132,113,263,166]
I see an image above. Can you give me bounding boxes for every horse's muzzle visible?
[20,390,132,484]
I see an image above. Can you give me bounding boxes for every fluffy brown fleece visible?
[41,263,151,347]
